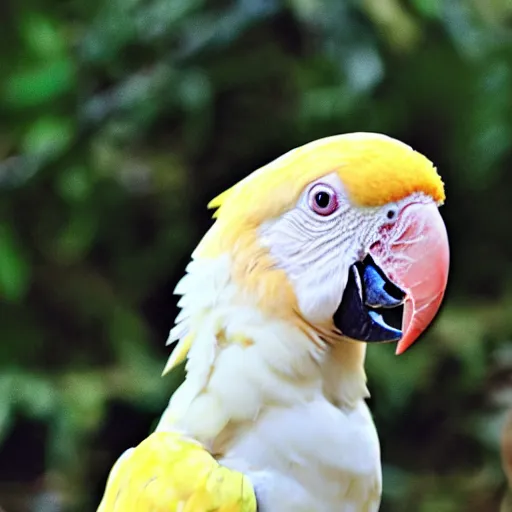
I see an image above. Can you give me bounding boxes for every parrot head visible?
[190,132,449,356]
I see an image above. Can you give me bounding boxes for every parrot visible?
[97,132,450,512]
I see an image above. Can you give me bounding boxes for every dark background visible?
[1,0,512,510]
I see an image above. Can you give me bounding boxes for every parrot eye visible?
[384,205,399,222]
[308,184,339,216]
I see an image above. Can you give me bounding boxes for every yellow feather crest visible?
[198,132,443,258]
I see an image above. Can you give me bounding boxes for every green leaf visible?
[17,373,56,418]
[21,14,66,59]
[22,116,74,158]
[56,166,93,203]
[0,225,31,302]
[53,207,98,262]
[60,372,106,431]
[0,374,14,444]
[3,57,75,109]
[412,0,441,19]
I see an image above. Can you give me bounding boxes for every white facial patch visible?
[258,173,368,323]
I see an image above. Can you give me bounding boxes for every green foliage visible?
[1,0,512,510]
[0,225,31,302]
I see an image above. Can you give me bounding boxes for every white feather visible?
[221,400,381,512]
[158,255,381,511]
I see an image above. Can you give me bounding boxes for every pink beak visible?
[370,201,450,355]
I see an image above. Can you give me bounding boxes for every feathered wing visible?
[97,431,257,512]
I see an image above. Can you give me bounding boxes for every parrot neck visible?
[160,255,369,440]
[322,341,369,408]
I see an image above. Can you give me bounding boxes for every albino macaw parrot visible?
[97,132,450,511]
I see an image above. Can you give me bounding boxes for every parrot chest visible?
[218,398,382,512]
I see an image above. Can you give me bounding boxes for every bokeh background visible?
[1,0,512,510]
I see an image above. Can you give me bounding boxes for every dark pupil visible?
[315,191,330,208]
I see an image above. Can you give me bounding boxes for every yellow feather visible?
[208,132,443,213]
[163,333,194,376]
[200,132,443,259]
[97,432,257,512]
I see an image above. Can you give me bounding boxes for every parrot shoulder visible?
[97,431,257,512]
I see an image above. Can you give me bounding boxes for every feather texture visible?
[97,432,257,512]
[153,256,379,511]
